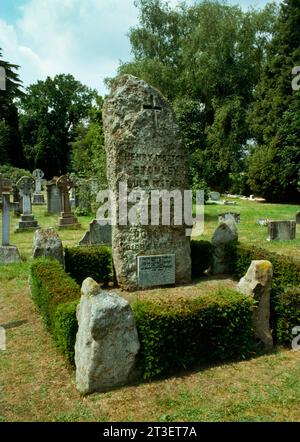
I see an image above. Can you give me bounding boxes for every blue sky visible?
[0,0,277,95]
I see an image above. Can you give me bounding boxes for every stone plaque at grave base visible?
[57,212,80,229]
[79,220,112,246]
[138,254,175,288]
[103,74,191,291]
[16,214,39,230]
[0,245,21,264]
[32,193,45,205]
[267,220,296,241]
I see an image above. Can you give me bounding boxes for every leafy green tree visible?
[19,74,96,178]
[70,95,107,189]
[0,49,24,167]
[247,0,300,201]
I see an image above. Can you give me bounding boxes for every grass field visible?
[0,198,299,422]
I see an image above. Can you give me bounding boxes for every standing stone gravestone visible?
[103,74,191,291]
[15,176,39,231]
[75,277,140,394]
[46,178,62,214]
[0,177,21,263]
[32,169,45,205]
[56,175,80,228]
[12,184,22,216]
[296,211,300,225]
[238,260,273,351]
[211,219,238,274]
[218,212,240,224]
[267,220,296,241]
[79,219,112,246]
[209,191,221,201]
[32,228,64,265]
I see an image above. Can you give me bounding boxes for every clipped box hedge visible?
[64,246,112,286]
[225,242,300,345]
[29,258,80,362]
[132,289,254,380]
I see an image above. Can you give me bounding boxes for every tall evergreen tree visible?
[248,0,300,201]
[0,49,24,167]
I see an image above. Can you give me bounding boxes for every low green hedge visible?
[190,240,212,277]
[64,246,112,285]
[226,242,300,345]
[29,258,80,362]
[272,286,300,344]
[226,242,300,287]
[132,289,254,380]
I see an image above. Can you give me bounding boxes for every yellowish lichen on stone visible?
[81,277,100,298]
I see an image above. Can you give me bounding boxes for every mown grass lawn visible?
[0,198,299,421]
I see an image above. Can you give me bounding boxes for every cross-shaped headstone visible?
[56,175,72,213]
[16,176,35,215]
[143,94,162,136]
[0,176,13,246]
[33,169,44,193]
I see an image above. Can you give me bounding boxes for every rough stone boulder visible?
[75,277,140,395]
[32,228,64,265]
[211,219,238,274]
[238,260,273,351]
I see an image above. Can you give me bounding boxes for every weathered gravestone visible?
[218,212,240,224]
[12,184,22,216]
[296,211,300,225]
[56,175,80,228]
[32,169,45,205]
[211,219,238,274]
[209,191,221,201]
[46,178,62,214]
[103,74,191,290]
[79,219,112,246]
[238,260,273,351]
[267,220,296,241]
[75,277,140,395]
[15,176,39,231]
[0,177,21,263]
[32,228,64,265]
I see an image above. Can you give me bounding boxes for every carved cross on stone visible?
[16,176,35,215]
[33,169,44,193]
[56,175,72,214]
[143,94,162,136]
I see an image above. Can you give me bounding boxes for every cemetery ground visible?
[0,198,299,422]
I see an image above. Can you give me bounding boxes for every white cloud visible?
[0,0,142,94]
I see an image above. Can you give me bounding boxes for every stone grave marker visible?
[138,254,175,288]
[79,219,112,246]
[296,211,300,225]
[267,220,296,241]
[0,177,21,263]
[46,178,62,214]
[32,169,45,205]
[56,175,80,228]
[211,219,238,274]
[218,212,240,224]
[238,260,273,351]
[209,191,221,201]
[103,74,191,291]
[15,176,39,231]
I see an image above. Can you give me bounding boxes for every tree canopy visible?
[19,74,97,178]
